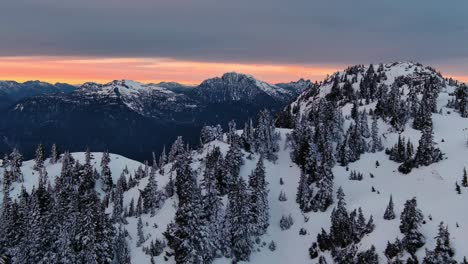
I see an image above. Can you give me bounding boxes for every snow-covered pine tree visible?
[168,136,185,163]
[137,216,145,247]
[311,161,334,212]
[33,143,45,171]
[142,166,161,215]
[296,170,313,212]
[112,175,125,223]
[241,119,255,152]
[370,114,384,152]
[462,167,468,187]
[330,187,353,248]
[200,148,224,257]
[164,152,214,264]
[50,143,59,164]
[227,120,238,145]
[422,222,456,264]
[101,151,113,192]
[248,157,269,236]
[223,138,243,192]
[414,124,443,167]
[360,110,370,138]
[278,190,287,201]
[413,85,435,130]
[400,197,425,254]
[9,148,24,182]
[223,175,252,262]
[254,109,279,160]
[384,195,396,220]
[159,146,167,174]
[112,226,131,264]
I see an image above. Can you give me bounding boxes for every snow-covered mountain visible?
[0,73,294,161]
[0,80,76,109]
[196,72,293,103]
[288,62,459,121]
[1,62,467,263]
[276,78,314,95]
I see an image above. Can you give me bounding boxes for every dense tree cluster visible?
[313,188,376,263]
[0,151,121,263]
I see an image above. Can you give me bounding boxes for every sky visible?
[0,0,467,84]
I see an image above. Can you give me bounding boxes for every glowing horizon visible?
[0,56,343,85]
[0,56,467,86]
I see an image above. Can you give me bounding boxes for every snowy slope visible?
[290,62,458,119]
[3,109,468,263]
[1,62,468,263]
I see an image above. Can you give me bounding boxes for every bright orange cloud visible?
[1,56,466,85]
[0,56,342,85]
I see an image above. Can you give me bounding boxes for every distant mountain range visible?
[0,73,310,161]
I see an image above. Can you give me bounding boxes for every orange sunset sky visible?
[0,56,467,85]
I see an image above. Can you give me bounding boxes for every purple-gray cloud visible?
[1,0,467,69]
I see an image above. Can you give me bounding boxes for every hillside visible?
[1,62,468,263]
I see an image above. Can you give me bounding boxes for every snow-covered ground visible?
[3,111,468,263]
[2,62,468,263]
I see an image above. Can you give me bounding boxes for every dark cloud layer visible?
[1,0,467,67]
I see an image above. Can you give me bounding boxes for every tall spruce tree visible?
[33,143,45,171]
[422,222,456,264]
[400,197,425,254]
[200,148,224,257]
[223,175,252,262]
[383,195,396,220]
[101,151,113,192]
[414,125,443,167]
[370,115,384,152]
[248,157,269,236]
[50,143,59,164]
[164,153,214,264]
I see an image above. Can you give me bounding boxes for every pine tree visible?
[400,197,425,254]
[223,139,243,192]
[50,143,59,164]
[311,162,334,212]
[142,166,161,215]
[113,175,125,223]
[164,153,214,264]
[33,143,45,171]
[168,136,185,163]
[223,175,252,262]
[422,222,456,264]
[278,190,287,201]
[254,109,279,160]
[112,226,131,264]
[241,119,255,152]
[414,125,443,167]
[296,170,313,212]
[462,167,468,187]
[101,151,113,192]
[159,146,167,174]
[455,182,461,194]
[200,148,224,256]
[370,115,383,152]
[9,148,24,182]
[127,198,135,217]
[227,120,238,145]
[413,86,435,130]
[248,157,269,236]
[356,245,379,264]
[137,217,145,247]
[360,110,370,138]
[329,187,353,247]
[384,195,396,220]
[165,174,175,198]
